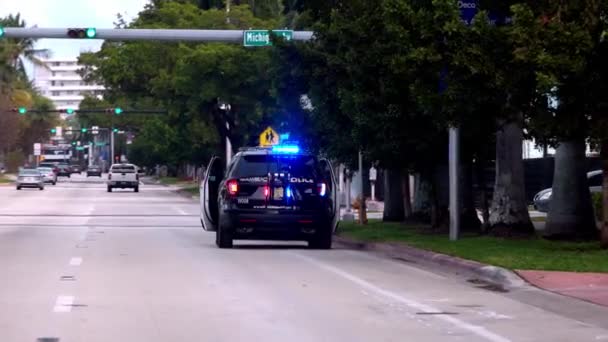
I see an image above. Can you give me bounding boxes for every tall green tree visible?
[511,1,605,239]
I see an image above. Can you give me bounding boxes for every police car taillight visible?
[227,179,238,195]
[318,182,327,197]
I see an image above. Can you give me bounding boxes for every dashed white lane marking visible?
[291,252,512,342]
[69,257,83,266]
[53,296,74,313]
[173,206,189,216]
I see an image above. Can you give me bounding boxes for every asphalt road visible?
[0,174,607,342]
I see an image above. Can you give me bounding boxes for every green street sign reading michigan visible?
[243,30,293,47]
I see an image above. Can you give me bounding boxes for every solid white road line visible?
[69,257,83,266]
[53,295,74,313]
[291,252,512,342]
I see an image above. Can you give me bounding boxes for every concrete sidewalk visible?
[517,270,608,307]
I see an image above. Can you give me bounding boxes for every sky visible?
[0,0,150,59]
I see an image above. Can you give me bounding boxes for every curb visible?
[334,235,527,291]
[173,188,199,200]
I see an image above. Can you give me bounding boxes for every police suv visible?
[200,144,338,249]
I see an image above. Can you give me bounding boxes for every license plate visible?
[274,187,284,200]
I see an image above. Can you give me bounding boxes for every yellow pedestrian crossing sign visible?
[260,127,280,146]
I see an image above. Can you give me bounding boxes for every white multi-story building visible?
[33,58,104,112]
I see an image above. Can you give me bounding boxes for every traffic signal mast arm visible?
[2,108,168,114]
[0,27,313,42]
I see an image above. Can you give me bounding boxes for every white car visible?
[37,167,57,185]
[16,169,45,190]
[107,163,140,192]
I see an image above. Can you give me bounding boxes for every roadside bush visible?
[592,192,603,222]
[5,150,25,172]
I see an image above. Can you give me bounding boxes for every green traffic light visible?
[18,107,26,115]
[66,108,75,115]
[81,128,88,133]
[0,27,4,38]
[50,129,57,134]
[72,142,76,146]
[86,28,97,38]
[114,107,123,115]
[113,128,119,133]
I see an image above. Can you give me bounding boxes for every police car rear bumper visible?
[221,209,330,240]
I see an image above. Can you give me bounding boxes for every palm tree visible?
[0,13,50,85]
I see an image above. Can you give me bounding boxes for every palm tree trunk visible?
[383,168,404,222]
[544,139,597,239]
[489,119,534,237]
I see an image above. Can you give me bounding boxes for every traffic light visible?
[114,107,123,115]
[65,108,75,115]
[50,128,57,134]
[67,28,97,39]
[112,128,119,133]
[0,26,4,38]
[81,128,88,133]
[71,141,77,146]
[17,107,26,115]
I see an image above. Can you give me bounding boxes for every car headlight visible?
[539,191,552,200]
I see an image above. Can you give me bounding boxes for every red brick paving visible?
[517,270,608,307]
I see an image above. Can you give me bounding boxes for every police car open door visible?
[200,156,224,232]
[319,159,339,232]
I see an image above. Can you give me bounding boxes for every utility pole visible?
[226,0,231,24]
[449,128,460,241]
[226,121,232,168]
[358,150,367,224]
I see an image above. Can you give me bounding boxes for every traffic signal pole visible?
[1,28,314,42]
[111,128,115,166]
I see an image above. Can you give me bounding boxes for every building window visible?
[66,91,73,95]
[60,82,65,86]
[51,91,59,96]
[51,81,56,86]
[67,101,74,105]
[54,62,60,66]
[52,72,56,77]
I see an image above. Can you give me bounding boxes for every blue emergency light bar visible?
[272,144,300,154]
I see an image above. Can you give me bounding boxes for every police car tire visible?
[216,219,233,249]
[308,226,332,249]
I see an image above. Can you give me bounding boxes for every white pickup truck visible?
[107,163,140,192]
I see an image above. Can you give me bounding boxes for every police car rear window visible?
[232,155,318,178]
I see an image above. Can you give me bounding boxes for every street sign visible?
[92,126,99,135]
[369,167,377,181]
[95,142,107,147]
[33,143,41,156]
[243,30,293,47]
[260,127,280,146]
[459,0,478,25]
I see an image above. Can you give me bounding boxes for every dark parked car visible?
[533,170,603,213]
[200,144,338,249]
[87,166,103,177]
[57,163,71,178]
[70,164,82,174]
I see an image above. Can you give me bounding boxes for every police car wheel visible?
[308,226,332,249]
[216,219,233,248]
